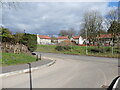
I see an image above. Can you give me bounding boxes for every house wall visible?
[73,39,79,44]
[37,34,41,44]
[39,39,51,45]
[71,37,84,45]
[78,37,84,44]
[37,34,51,45]
[58,39,67,43]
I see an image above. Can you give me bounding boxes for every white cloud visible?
[3,0,119,2]
[1,2,117,35]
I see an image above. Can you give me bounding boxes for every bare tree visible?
[59,28,76,38]
[104,8,118,31]
[59,30,68,36]
[105,7,120,54]
[0,1,20,9]
[80,10,103,45]
[67,28,76,38]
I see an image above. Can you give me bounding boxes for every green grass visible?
[1,52,36,66]
[36,45,119,58]
[36,45,59,53]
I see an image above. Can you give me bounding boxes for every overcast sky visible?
[1,1,119,35]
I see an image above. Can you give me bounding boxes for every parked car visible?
[32,52,36,55]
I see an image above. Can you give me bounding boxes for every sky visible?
[1,1,119,35]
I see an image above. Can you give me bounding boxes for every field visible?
[36,45,119,58]
[0,53,36,66]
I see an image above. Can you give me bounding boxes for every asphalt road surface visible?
[2,52,118,88]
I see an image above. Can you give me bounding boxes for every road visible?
[2,52,118,88]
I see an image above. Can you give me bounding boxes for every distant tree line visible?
[59,28,76,38]
[0,27,37,52]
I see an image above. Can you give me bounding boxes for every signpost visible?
[27,63,32,90]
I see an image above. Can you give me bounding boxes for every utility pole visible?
[24,29,26,34]
[118,1,120,67]
[118,1,120,23]
[86,29,88,55]
[111,37,114,55]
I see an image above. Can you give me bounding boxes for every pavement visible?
[2,52,118,88]
[1,59,52,74]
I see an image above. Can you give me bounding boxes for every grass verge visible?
[36,45,119,58]
[0,52,36,66]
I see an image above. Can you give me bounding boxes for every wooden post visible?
[36,55,38,61]
[39,54,41,60]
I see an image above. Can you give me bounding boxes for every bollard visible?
[40,54,41,60]
[36,54,41,61]
[36,55,38,61]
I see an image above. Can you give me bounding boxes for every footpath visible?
[0,58,56,78]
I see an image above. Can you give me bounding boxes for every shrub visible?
[89,48,102,53]
[55,46,72,51]
[20,33,37,52]
[105,48,111,52]
[89,47,111,53]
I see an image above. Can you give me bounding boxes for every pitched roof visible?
[97,34,112,38]
[58,36,68,39]
[72,36,80,39]
[38,35,51,39]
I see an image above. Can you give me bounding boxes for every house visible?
[37,34,51,45]
[71,36,84,45]
[51,37,58,44]
[57,36,69,43]
[96,34,113,46]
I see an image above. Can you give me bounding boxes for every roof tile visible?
[38,35,51,39]
[58,36,68,39]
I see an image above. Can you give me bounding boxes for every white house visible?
[71,36,84,45]
[37,34,51,45]
[57,36,69,43]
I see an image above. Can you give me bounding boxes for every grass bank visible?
[0,52,36,66]
[36,45,119,58]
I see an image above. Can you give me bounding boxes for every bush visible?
[89,47,111,53]
[1,27,37,52]
[20,33,37,52]
[105,48,111,52]
[55,46,72,51]
[89,48,102,53]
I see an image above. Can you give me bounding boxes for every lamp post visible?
[24,29,26,34]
